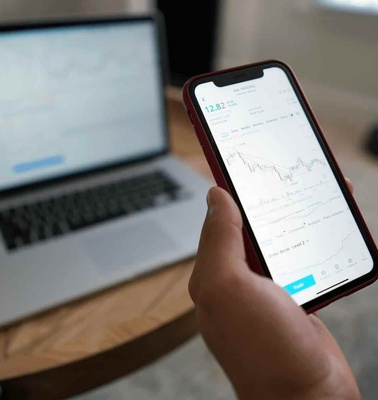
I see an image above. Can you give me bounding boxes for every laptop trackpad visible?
[82,220,177,274]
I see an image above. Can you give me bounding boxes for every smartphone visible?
[182,60,378,313]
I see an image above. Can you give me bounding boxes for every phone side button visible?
[187,111,195,125]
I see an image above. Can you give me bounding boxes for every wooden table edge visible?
[1,309,197,399]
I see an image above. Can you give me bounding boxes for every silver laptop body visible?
[0,15,210,326]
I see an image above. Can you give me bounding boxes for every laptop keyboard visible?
[0,170,188,251]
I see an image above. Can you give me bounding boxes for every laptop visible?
[0,14,211,326]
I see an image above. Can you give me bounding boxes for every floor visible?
[72,116,378,400]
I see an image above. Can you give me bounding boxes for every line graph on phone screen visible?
[225,144,335,226]
[219,134,360,278]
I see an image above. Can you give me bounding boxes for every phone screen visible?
[193,65,374,306]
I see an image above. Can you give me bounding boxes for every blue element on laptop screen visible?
[13,155,65,173]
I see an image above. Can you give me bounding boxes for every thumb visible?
[189,187,248,302]
[201,186,247,266]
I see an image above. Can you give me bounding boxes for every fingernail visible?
[206,187,215,207]
[206,188,217,218]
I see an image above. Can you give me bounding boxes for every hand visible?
[189,180,360,400]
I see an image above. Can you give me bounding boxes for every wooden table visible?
[0,87,213,400]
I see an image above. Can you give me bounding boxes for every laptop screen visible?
[0,17,168,192]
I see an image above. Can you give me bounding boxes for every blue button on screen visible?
[13,155,64,174]
[283,274,316,295]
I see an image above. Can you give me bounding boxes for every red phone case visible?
[182,59,378,313]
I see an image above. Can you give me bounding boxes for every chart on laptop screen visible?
[0,21,166,191]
